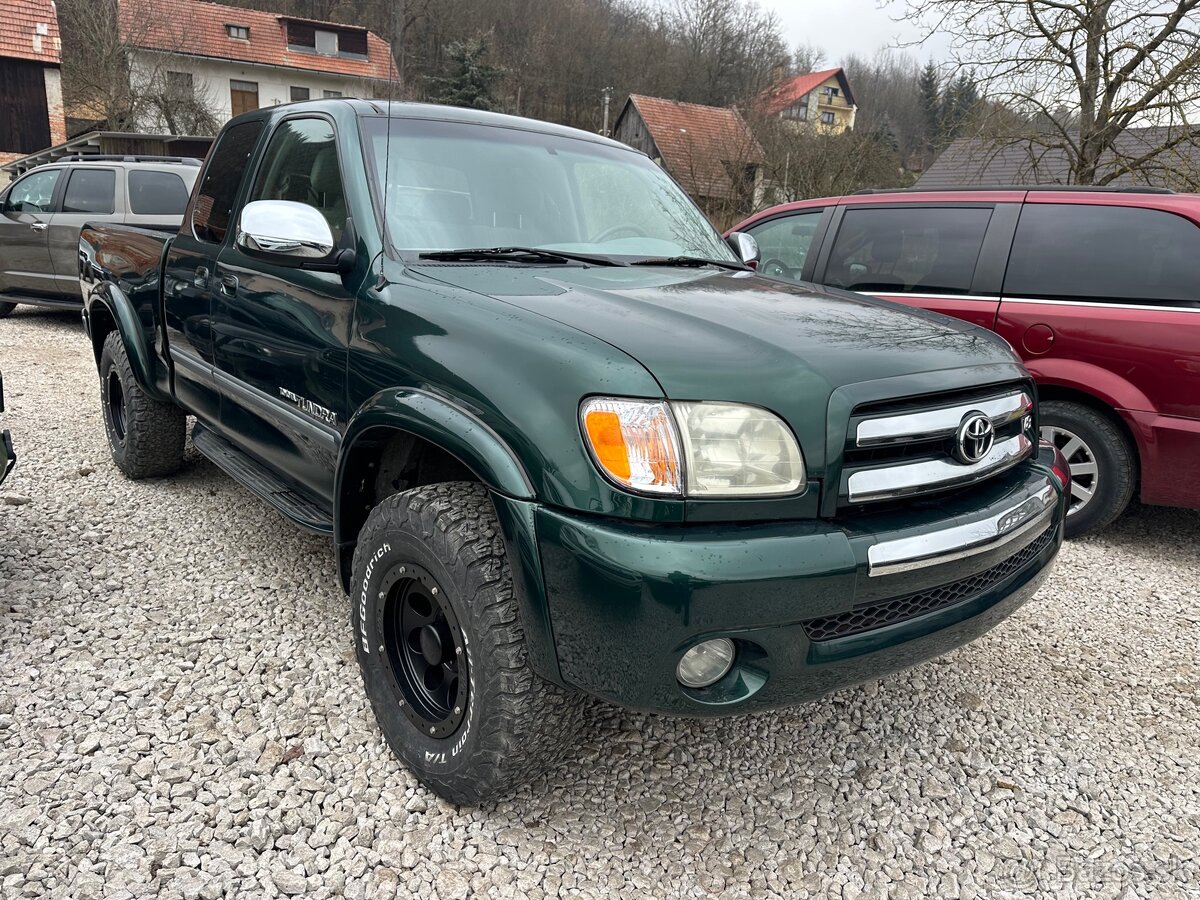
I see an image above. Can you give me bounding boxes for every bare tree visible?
[58,0,221,134]
[899,0,1200,184]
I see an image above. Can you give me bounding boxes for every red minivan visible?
[732,188,1200,537]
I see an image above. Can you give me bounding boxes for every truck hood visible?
[415,265,1013,391]
[412,265,1019,473]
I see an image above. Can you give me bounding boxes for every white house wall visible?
[130,51,379,131]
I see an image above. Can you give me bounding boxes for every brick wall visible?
[44,66,66,146]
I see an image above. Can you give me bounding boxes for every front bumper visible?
[536,452,1066,715]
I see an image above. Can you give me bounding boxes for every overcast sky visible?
[757,0,951,67]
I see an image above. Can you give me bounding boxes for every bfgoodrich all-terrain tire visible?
[352,482,583,804]
[99,331,186,479]
[1039,400,1136,539]
[0,301,17,318]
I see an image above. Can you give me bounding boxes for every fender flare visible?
[83,281,168,402]
[333,387,536,547]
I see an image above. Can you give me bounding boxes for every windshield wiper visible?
[630,255,747,272]
[418,246,624,266]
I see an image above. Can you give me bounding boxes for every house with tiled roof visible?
[613,94,765,226]
[757,68,857,133]
[0,0,67,169]
[116,0,392,131]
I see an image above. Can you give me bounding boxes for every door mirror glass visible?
[725,231,760,266]
[236,200,335,262]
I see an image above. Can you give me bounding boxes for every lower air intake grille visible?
[803,524,1057,642]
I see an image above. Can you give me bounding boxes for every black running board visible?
[191,423,334,535]
[0,293,83,311]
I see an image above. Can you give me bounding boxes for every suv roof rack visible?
[852,184,1176,195]
[49,154,203,167]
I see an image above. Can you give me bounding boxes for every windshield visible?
[361,117,737,264]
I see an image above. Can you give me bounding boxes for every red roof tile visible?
[758,68,853,116]
[622,94,763,201]
[118,0,393,81]
[0,0,62,65]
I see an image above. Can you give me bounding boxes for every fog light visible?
[676,639,736,688]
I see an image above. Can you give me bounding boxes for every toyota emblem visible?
[955,413,995,464]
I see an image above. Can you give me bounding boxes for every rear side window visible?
[745,211,822,282]
[191,121,264,243]
[128,170,190,215]
[62,169,116,214]
[1005,204,1200,305]
[825,206,993,294]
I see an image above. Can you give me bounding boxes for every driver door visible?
[0,168,63,299]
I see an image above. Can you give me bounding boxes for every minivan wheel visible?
[99,331,186,479]
[0,301,16,318]
[351,482,583,804]
[1039,400,1135,538]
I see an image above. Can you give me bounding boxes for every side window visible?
[191,121,264,244]
[4,169,61,213]
[249,117,347,241]
[825,206,993,294]
[62,169,116,215]
[128,170,190,216]
[746,212,822,282]
[1005,204,1200,305]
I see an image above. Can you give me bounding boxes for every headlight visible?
[580,397,805,497]
[674,401,805,496]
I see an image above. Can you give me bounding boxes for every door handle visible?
[194,266,210,288]
[220,274,239,295]
[30,222,47,232]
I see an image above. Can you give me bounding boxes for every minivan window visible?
[825,206,993,294]
[191,121,264,243]
[128,170,191,215]
[745,211,822,281]
[1005,203,1200,305]
[62,169,116,214]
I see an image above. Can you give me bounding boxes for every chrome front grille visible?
[841,384,1035,506]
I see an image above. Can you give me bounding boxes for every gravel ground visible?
[1,308,1197,900]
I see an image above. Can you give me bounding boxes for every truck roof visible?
[244,98,636,154]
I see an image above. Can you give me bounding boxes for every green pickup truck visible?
[80,100,1070,803]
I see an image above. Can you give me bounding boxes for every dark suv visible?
[734,188,1200,536]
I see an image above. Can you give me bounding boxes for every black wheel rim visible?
[107,371,127,442]
[376,562,468,739]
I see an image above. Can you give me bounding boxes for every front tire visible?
[100,331,186,479]
[351,482,583,804]
[1039,400,1135,538]
[0,300,16,318]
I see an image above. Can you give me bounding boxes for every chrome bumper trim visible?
[868,483,1057,577]
[857,390,1032,446]
[848,433,1033,503]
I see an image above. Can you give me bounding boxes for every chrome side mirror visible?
[725,231,761,267]
[236,200,335,262]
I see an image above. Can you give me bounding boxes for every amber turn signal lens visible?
[580,398,682,495]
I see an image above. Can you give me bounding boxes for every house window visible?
[820,111,836,125]
[226,24,249,40]
[290,86,311,102]
[230,79,259,116]
[823,86,839,99]
[314,30,338,55]
[166,71,193,96]
[783,101,807,120]
[323,90,343,98]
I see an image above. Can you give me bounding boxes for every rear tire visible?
[1039,400,1135,538]
[0,301,16,318]
[351,482,583,804]
[100,331,186,479]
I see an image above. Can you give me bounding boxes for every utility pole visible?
[601,86,613,136]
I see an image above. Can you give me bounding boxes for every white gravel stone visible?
[1,310,1198,899]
